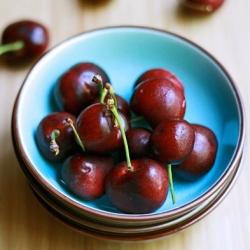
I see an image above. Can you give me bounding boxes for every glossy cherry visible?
[105,157,169,214]
[130,78,186,128]
[0,20,49,64]
[150,118,195,203]
[36,112,79,162]
[150,119,195,164]
[134,68,184,92]
[54,62,110,116]
[76,102,130,154]
[174,124,218,180]
[61,153,115,200]
[179,0,225,13]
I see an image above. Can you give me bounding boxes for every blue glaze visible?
[15,27,243,214]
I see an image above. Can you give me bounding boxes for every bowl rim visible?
[14,145,243,234]
[12,25,246,222]
[23,147,243,241]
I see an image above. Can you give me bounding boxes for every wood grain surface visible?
[1,0,250,249]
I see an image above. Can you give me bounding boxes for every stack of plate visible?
[12,27,245,241]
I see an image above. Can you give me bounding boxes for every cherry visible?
[174,124,218,180]
[130,78,186,128]
[179,0,225,13]
[126,127,152,158]
[0,20,49,65]
[61,153,115,200]
[54,62,110,116]
[150,119,195,164]
[35,112,79,162]
[62,118,115,200]
[76,102,130,154]
[134,68,184,92]
[105,158,169,214]
[150,118,195,203]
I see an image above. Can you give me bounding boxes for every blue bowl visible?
[12,26,245,225]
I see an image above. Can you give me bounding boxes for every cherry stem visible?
[105,83,118,108]
[100,87,108,103]
[92,75,105,102]
[66,118,86,152]
[50,129,60,155]
[167,164,176,204]
[0,40,25,55]
[92,75,118,108]
[106,91,133,172]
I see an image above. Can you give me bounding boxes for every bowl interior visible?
[15,26,243,215]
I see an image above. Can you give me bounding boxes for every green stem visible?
[0,40,24,55]
[167,164,176,204]
[109,99,133,172]
[50,129,60,155]
[92,75,106,103]
[66,118,86,152]
[100,87,108,103]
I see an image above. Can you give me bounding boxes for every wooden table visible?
[1,0,249,249]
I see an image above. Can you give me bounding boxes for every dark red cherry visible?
[0,20,49,64]
[61,153,115,200]
[135,68,184,92]
[179,0,225,13]
[174,124,218,180]
[130,78,186,128]
[150,119,195,164]
[76,103,130,154]
[54,62,110,116]
[127,127,152,158]
[36,112,79,162]
[105,158,169,214]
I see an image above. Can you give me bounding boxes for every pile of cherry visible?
[36,62,218,214]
